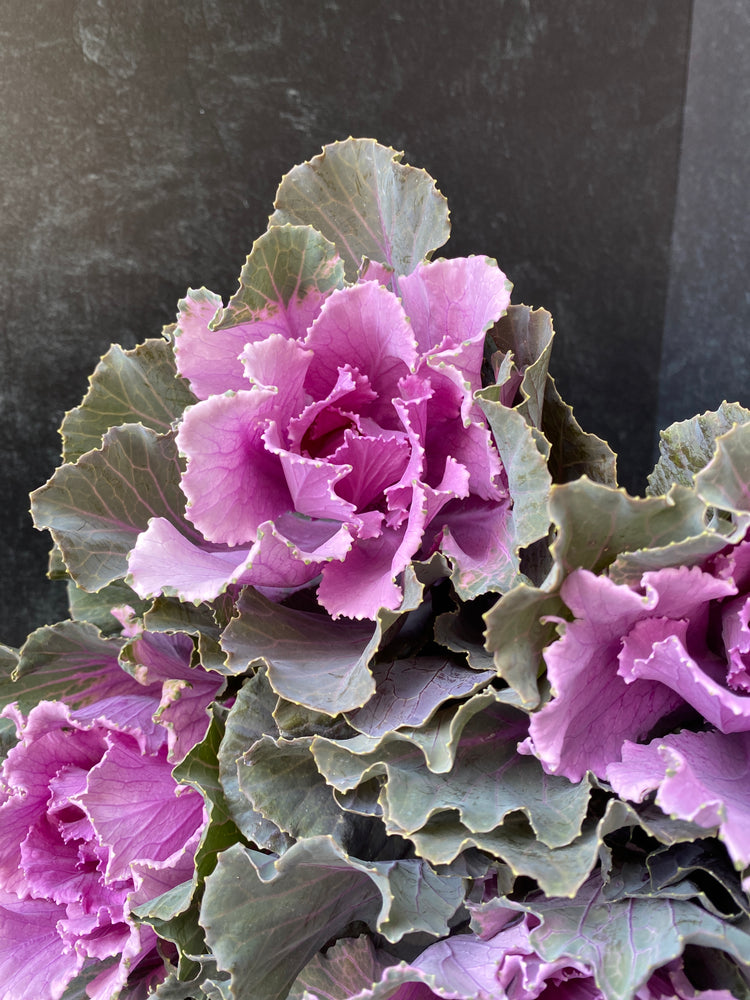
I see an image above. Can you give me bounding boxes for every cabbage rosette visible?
[127,250,513,620]
[488,409,750,883]
[0,694,205,1000]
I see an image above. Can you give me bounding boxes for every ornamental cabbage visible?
[127,251,512,620]
[519,530,750,873]
[0,696,205,1000]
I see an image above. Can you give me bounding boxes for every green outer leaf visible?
[220,587,376,714]
[269,138,450,281]
[238,734,354,844]
[214,224,345,330]
[0,644,18,677]
[604,840,750,920]
[541,376,617,486]
[524,873,750,1000]
[549,478,719,578]
[314,698,591,864]
[0,619,124,714]
[31,425,187,593]
[200,839,383,1000]
[59,964,117,1000]
[487,304,554,429]
[484,475,749,706]
[483,583,564,709]
[67,578,149,635]
[291,946,440,1000]
[0,714,18,762]
[218,671,292,854]
[60,338,196,464]
[695,421,750,514]
[201,836,464,1000]
[647,402,750,496]
[173,705,246,881]
[288,937,384,1000]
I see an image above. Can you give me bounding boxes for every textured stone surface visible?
[1,0,694,645]
[658,0,750,434]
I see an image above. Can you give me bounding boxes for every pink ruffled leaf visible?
[526,570,684,782]
[0,890,82,1000]
[78,739,205,884]
[399,255,511,359]
[618,617,750,734]
[609,730,750,870]
[127,515,341,606]
[177,389,291,546]
[303,282,417,424]
[239,333,313,414]
[317,518,425,621]
[173,287,255,399]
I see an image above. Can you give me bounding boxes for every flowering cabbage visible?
[127,252,512,620]
[13,141,750,1000]
[0,696,205,1000]
[523,534,750,784]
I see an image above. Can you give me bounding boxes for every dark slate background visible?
[2,0,748,648]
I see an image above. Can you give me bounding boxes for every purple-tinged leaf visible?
[0,620,148,716]
[618,617,750,734]
[346,654,494,738]
[61,338,196,464]
[609,730,750,871]
[525,570,685,782]
[269,139,450,281]
[289,936,392,1000]
[31,425,188,593]
[214,224,345,333]
[524,872,750,1000]
[120,629,225,763]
